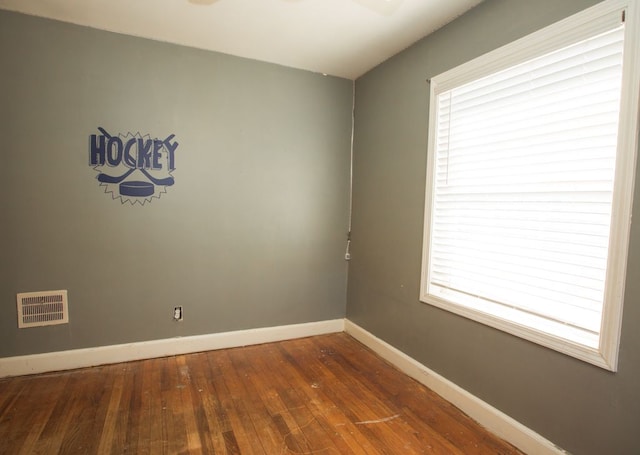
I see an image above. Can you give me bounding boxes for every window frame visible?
[420,0,640,371]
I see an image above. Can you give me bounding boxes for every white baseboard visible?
[0,319,345,378]
[344,320,568,455]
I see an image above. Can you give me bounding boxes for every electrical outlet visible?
[173,306,183,321]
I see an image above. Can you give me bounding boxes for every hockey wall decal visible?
[89,127,179,205]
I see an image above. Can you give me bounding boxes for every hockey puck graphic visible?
[119,181,155,197]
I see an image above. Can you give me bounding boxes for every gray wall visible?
[347,0,640,454]
[0,10,352,357]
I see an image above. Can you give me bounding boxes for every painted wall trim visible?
[344,320,568,455]
[0,319,345,378]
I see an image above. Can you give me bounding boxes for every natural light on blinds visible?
[427,24,625,348]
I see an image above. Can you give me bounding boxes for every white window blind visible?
[422,0,640,370]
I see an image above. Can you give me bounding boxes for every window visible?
[420,0,640,371]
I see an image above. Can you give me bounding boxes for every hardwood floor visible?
[0,333,523,454]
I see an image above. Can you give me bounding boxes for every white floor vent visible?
[17,290,69,328]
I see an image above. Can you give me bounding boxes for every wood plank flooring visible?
[0,333,523,454]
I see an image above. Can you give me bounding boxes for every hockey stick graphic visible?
[95,127,135,183]
[97,167,135,183]
[140,168,174,186]
[95,127,174,186]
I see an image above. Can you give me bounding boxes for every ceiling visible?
[0,0,483,79]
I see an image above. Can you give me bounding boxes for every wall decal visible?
[89,127,178,205]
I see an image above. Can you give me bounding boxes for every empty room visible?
[1,0,639,453]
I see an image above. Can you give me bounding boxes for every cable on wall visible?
[345,79,355,261]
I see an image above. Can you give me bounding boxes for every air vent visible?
[17,290,69,328]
